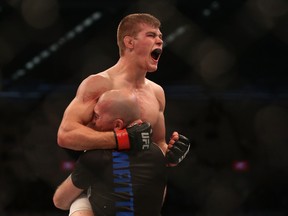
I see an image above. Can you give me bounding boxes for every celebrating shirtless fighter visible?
[55,13,191,216]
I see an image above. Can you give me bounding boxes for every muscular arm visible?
[57,75,116,151]
[151,83,168,153]
[152,83,191,166]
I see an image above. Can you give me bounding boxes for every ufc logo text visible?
[141,132,150,150]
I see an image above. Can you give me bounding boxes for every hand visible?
[114,121,152,151]
[166,132,190,166]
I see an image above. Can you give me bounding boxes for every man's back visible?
[72,143,167,216]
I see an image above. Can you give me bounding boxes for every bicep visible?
[61,75,110,127]
[152,111,166,146]
[152,84,168,151]
[62,97,95,126]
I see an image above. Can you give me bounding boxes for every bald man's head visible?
[93,90,141,131]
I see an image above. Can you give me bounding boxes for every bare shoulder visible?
[82,71,110,85]
[76,72,113,101]
[146,78,165,109]
[146,79,165,96]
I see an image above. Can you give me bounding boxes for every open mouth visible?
[151,48,162,61]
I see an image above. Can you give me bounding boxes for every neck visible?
[113,58,147,86]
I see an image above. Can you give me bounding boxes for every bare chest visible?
[133,90,160,127]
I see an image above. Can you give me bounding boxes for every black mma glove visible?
[166,134,190,166]
[114,122,152,151]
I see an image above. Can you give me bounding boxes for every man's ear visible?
[113,119,124,130]
[123,36,134,49]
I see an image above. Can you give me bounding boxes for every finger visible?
[170,131,179,140]
[168,139,175,146]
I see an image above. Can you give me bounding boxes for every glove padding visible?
[114,122,152,151]
[166,134,190,166]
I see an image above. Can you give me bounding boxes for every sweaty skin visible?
[55,13,186,216]
[54,89,167,216]
[57,22,170,153]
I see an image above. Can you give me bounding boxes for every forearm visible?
[57,125,116,151]
[58,121,153,152]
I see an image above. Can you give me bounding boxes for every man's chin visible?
[147,66,158,73]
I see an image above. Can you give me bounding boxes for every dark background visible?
[1,0,288,215]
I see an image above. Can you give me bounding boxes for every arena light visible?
[164,25,189,47]
[10,11,102,82]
